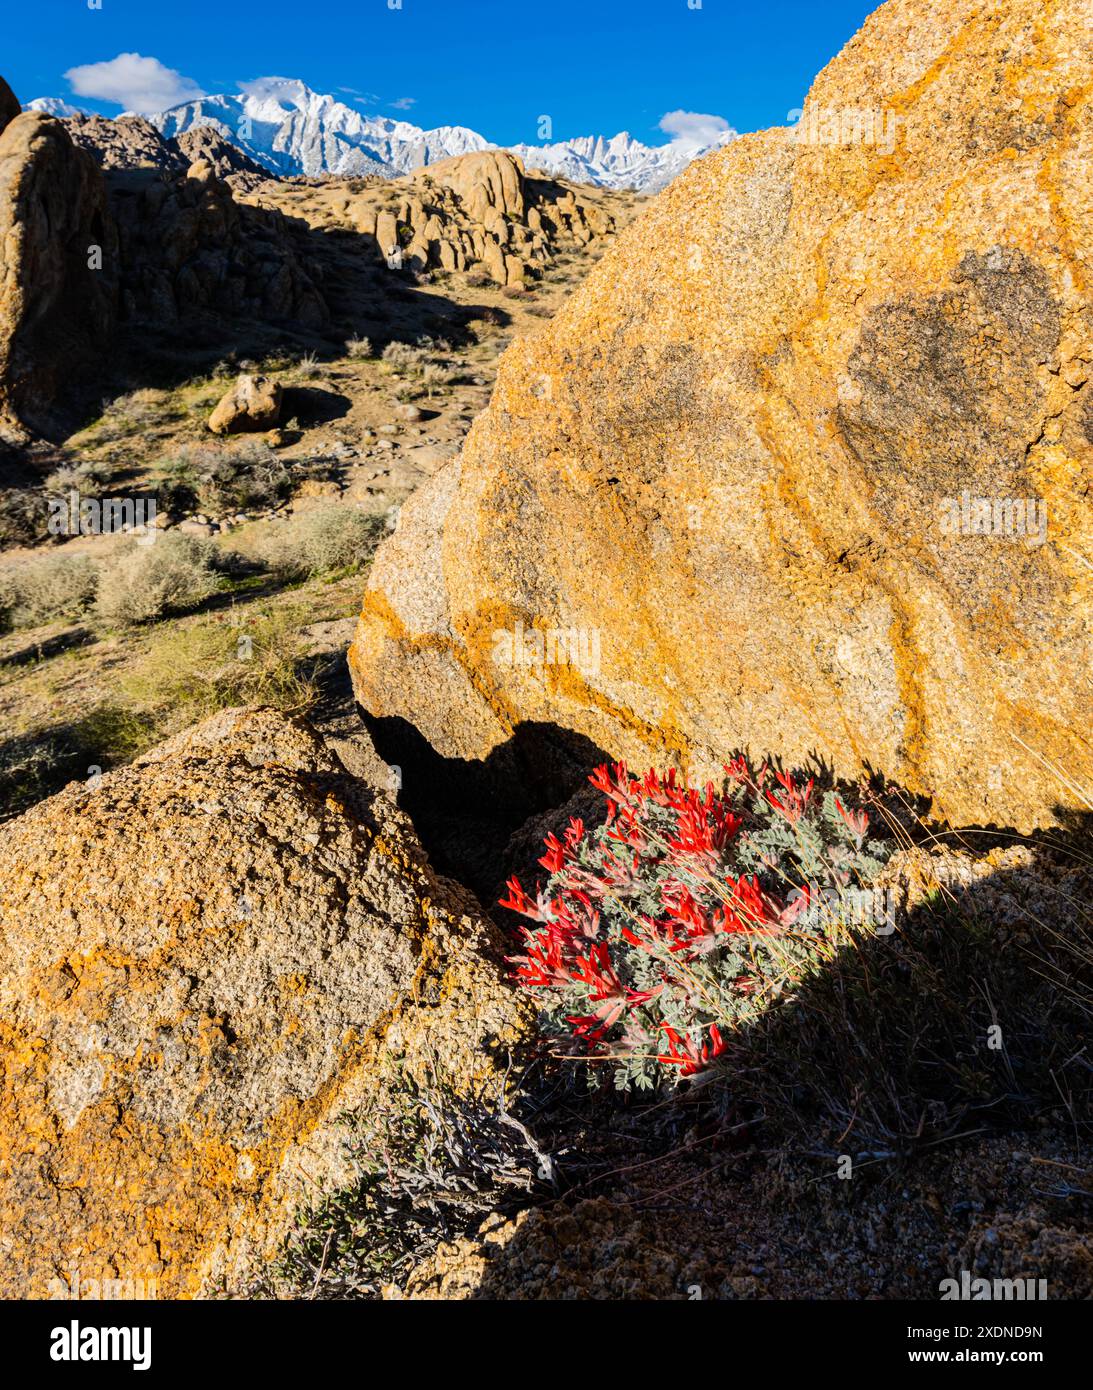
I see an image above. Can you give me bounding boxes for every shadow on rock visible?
[404,811,1093,1299]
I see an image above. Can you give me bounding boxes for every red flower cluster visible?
[504,756,884,1089]
[502,761,781,1082]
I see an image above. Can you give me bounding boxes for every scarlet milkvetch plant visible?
[501,758,893,1091]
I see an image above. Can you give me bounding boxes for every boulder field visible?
[350,0,1093,832]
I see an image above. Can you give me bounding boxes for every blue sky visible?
[7,0,879,144]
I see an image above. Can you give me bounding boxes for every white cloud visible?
[65,53,204,115]
[389,97,416,111]
[657,110,736,151]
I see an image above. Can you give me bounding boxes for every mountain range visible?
[24,77,734,191]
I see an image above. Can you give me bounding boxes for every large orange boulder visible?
[350,0,1092,832]
[0,708,526,1298]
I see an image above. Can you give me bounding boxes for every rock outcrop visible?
[0,111,118,440]
[0,707,527,1299]
[0,78,19,135]
[350,0,1093,832]
[173,126,271,191]
[65,113,188,173]
[66,113,271,192]
[257,149,618,287]
[109,160,328,331]
[0,77,329,439]
[208,373,283,434]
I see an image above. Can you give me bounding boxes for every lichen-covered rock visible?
[208,372,283,434]
[349,0,1093,832]
[0,707,527,1299]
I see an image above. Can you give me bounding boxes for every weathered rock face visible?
[0,112,118,440]
[109,161,328,331]
[65,113,188,173]
[208,373,283,434]
[275,148,619,286]
[173,126,271,191]
[0,77,329,440]
[0,707,526,1299]
[66,113,271,193]
[0,77,19,136]
[350,0,1093,832]
[424,149,527,225]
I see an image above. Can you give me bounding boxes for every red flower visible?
[765,770,815,826]
[656,1024,726,1077]
[835,797,869,843]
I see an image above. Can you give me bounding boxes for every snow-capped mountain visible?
[146,78,491,178]
[35,77,731,191]
[509,130,733,192]
[24,96,89,118]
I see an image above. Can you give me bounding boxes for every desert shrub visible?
[94,533,223,628]
[161,442,293,515]
[120,605,317,720]
[1,552,99,629]
[503,758,892,1091]
[0,704,150,822]
[420,362,458,396]
[345,336,373,359]
[381,340,425,373]
[257,505,385,580]
[42,460,112,496]
[0,488,49,547]
[257,1077,544,1299]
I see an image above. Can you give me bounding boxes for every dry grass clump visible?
[0,705,150,823]
[256,505,385,580]
[728,833,1093,1156]
[119,603,318,723]
[94,534,224,628]
[256,1077,545,1299]
[380,341,429,373]
[345,336,373,359]
[159,441,293,516]
[42,460,114,496]
[294,351,324,380]
[0,553,99,631]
